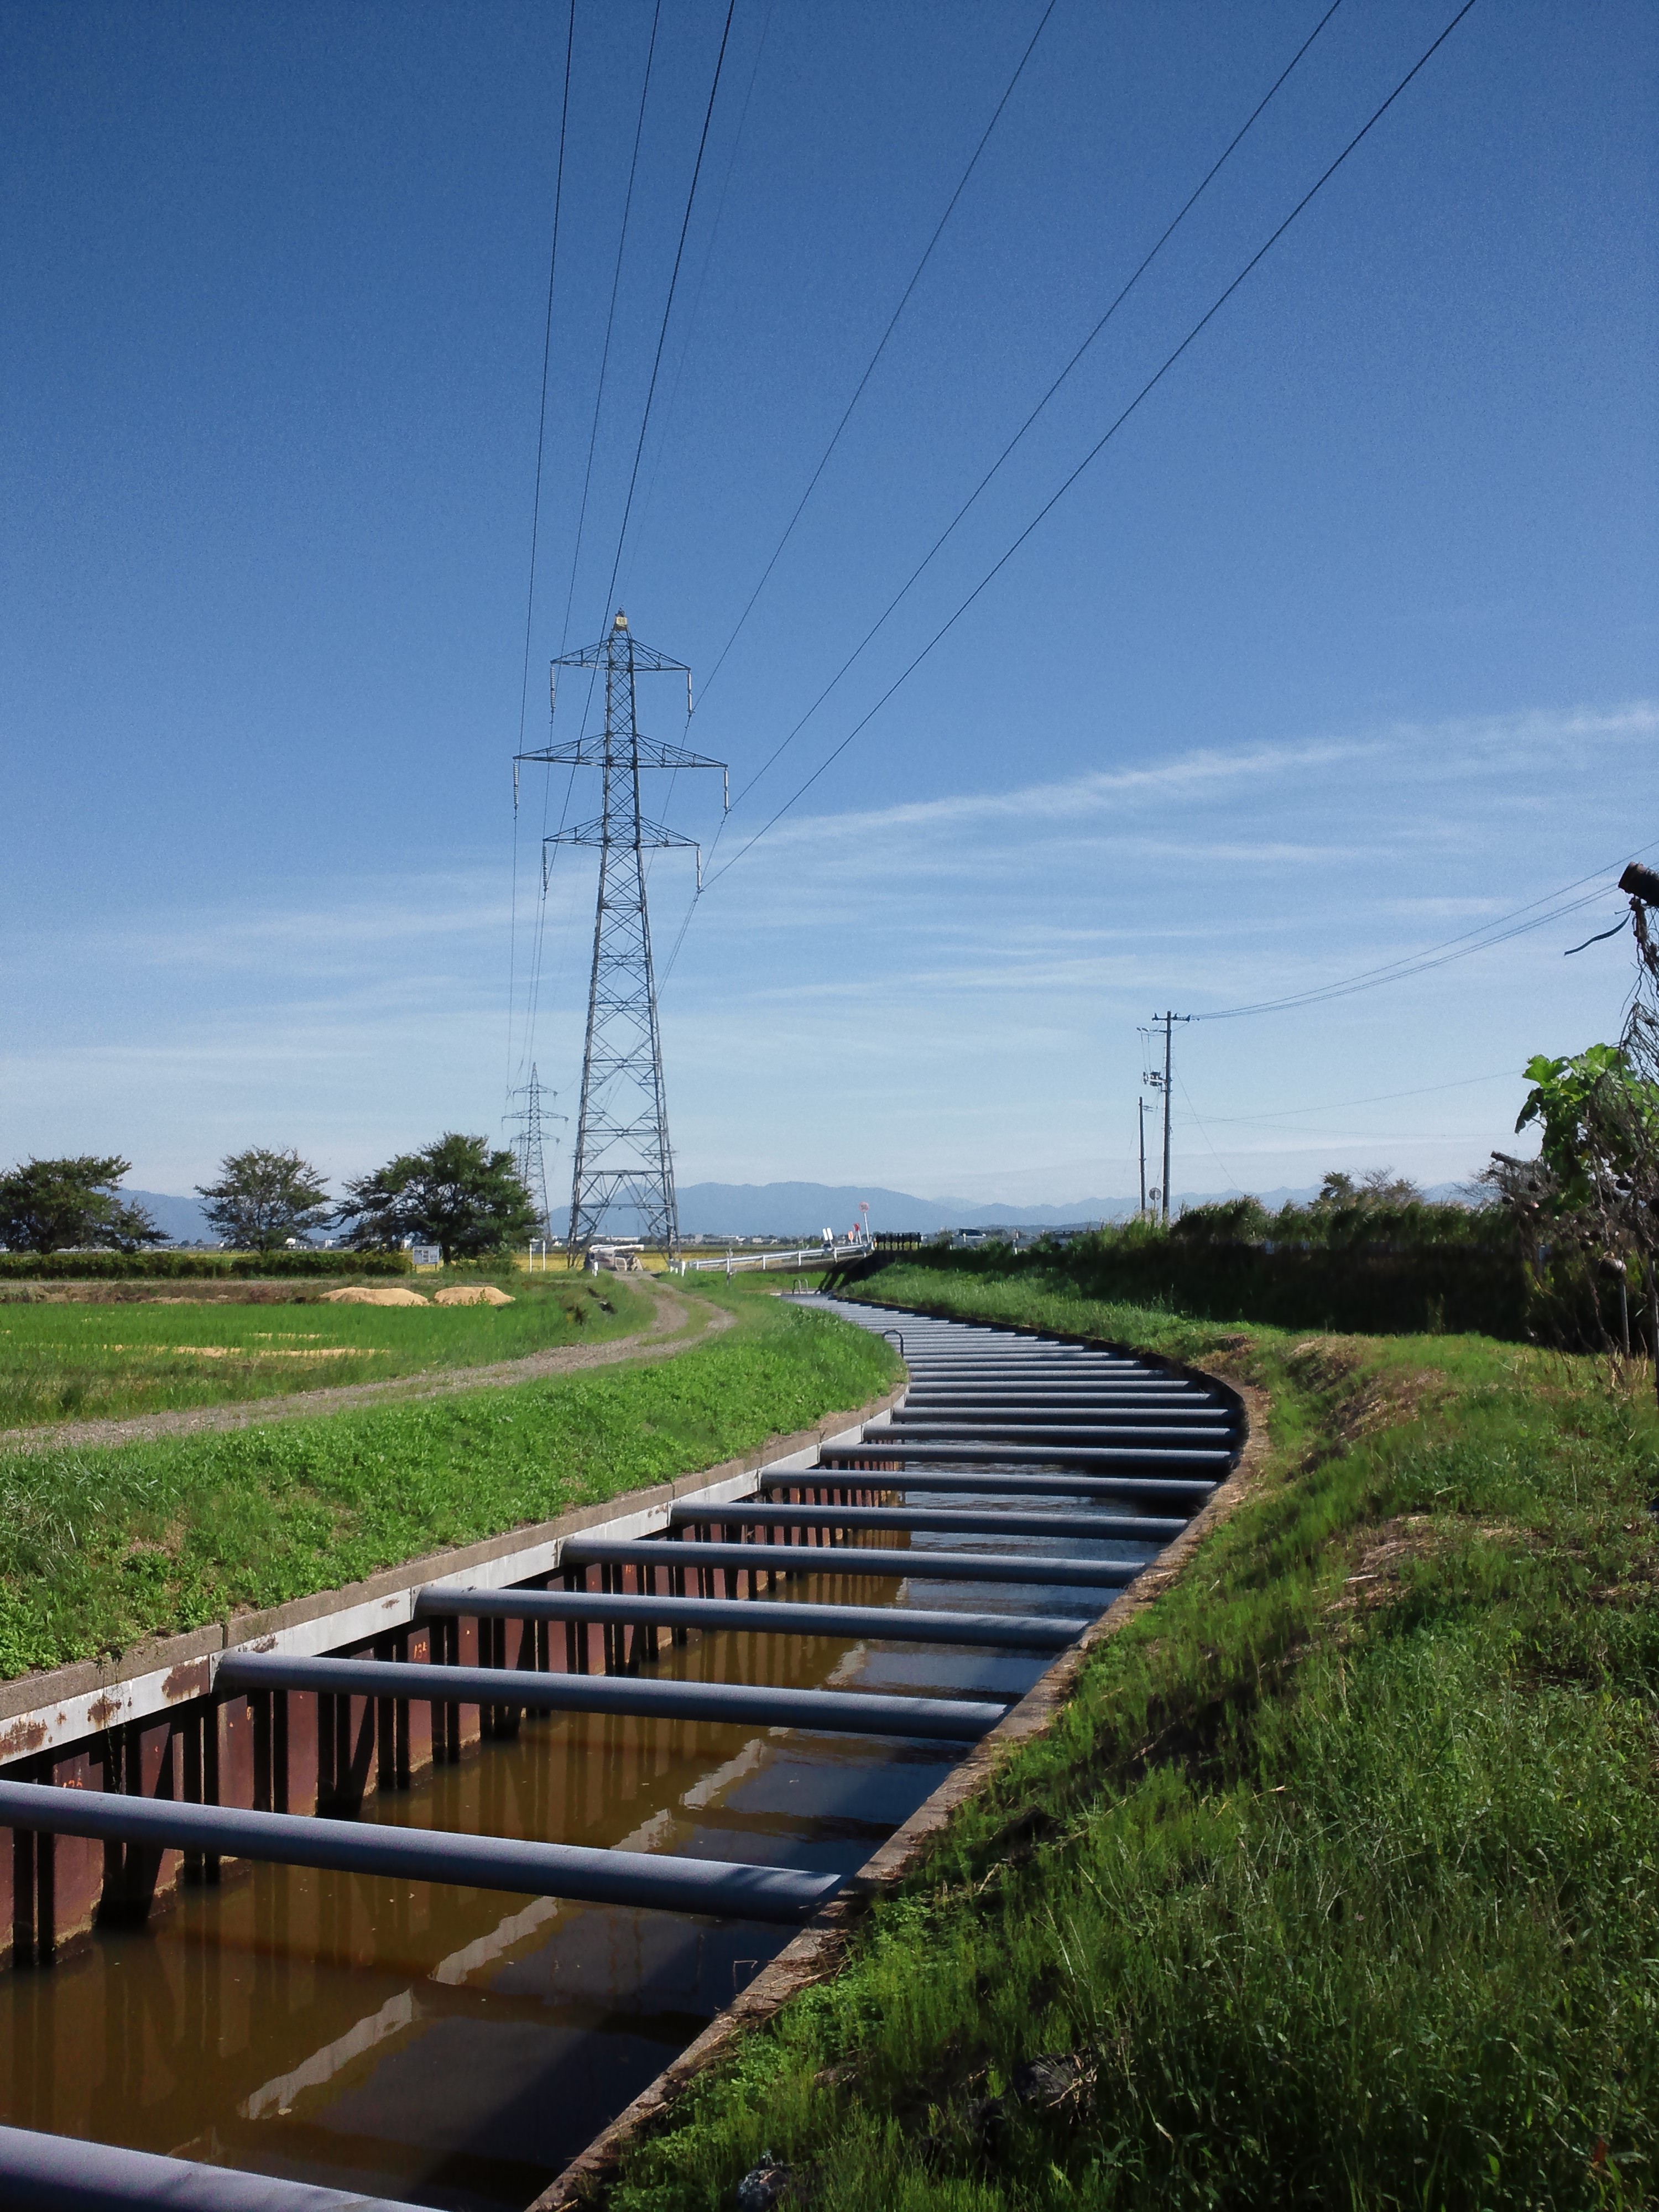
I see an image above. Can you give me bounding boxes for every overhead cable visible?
[698,0,1479,896]
[1194,842,1658,1020]
[507,0,577,1093]
[696,0,1062,704]
[717,0,1345,822]
[623,0,778,615]
[559,0,664,659]
[594,0,739,630]
[657,0,1352,988]
[520,1,659,1088]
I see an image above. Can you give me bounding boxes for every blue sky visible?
[1,0,1654,1209]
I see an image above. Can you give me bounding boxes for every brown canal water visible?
[0,1514,1149,2208]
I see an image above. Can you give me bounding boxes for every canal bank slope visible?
[588,1268,1659,2212]
[0,1279,898,1680]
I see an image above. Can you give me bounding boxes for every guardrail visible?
[674,1240,869,1275]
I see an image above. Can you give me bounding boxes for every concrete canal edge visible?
[0,1378,906,1923]
[535,1355,1272,2212]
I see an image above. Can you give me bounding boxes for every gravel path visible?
[0,1277,732,1458]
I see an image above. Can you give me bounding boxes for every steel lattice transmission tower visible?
[516,612,724,1255]
[504,1063,565,1236]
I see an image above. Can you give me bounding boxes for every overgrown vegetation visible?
[0,1271,648,1428]
[0,1285,898,1677]
[883,1196,1530,1339]
[605,1267,1659,2212]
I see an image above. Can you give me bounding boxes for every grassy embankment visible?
[607,1261,1659,2212]
[0,1281,895,1680]
[0,1270,651,1428]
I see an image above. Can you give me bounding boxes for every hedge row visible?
[855,1232,1659,1348]
[0,1249,412,1281]
[874,1238,1531,1339]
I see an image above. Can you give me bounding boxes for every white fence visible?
[674,1238,870,1276]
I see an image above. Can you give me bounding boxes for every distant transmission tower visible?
[516,611,724,1254]
[504,1063,565,1235]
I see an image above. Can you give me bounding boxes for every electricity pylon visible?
[515,611,724,1255]
[504,1063,565,1236]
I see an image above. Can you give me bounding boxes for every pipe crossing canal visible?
[0,1297,1243,2209]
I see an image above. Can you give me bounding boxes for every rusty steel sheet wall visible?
[0,1386,902,1971]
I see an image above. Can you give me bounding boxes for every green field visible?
[0,1282,897,1678]
[608,1265,1659,2212]
[0,1271,650,1427]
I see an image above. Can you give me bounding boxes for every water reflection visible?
[0,1480,1130,2206]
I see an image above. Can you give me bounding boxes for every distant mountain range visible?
[130,1176,1473,1246]
[672,1180,1343,1235]
[130,1190,215,1244]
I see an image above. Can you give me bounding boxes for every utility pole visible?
[1141,1013,1191,1225]
[1138,1096,1147,1218]
[515,612,726,1256]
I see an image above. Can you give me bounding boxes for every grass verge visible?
[0,1271,649,1427]
[603,1264,1659,2212]
[0,1284,896,1680]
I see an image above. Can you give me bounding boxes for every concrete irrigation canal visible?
[0,1296,1245,2210]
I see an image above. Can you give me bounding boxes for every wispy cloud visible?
[734,701,1657,855]
[757,740,1369,846]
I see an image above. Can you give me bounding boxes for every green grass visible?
[606,1265,1659,2212]
[0,1284,898,1678]
[0,1271,649,1427]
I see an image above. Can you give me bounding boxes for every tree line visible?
[0,1136,540,1265]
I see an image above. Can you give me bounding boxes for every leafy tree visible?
[196,1147,331,1252]
[335,1133,538,1262]
[1514,1045,1659,1215]
[1312,1166,1424,1212]
[1495,1044,1659,1380]
[0,1155,164,1253]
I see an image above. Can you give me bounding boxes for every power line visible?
[1194,842,1659,1021]
[594,0,739,630]
[621,0,777,615]
[695,0,1062,707]
[1199,1067,1519,1124]
[558,0,663,660]
[517,1,661,1094]
[656,0,1352,991]
[713,0,1345,825]
[1176,1068,1248,1197]
[515,2,577,752]
[507,0,577,1095]
[698,0,1479,897]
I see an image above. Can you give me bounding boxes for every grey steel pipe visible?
[875,1422,1233,1446]
[0,2123,415,2210]
[0,1778,840,1924]
[900,1352,1137,1361]
[416,1584,1088,1651]
[903,1373,1161,1387]
[896,1385,1215,1398]
[819,1441,1225,1483]
[669,1502,1157,1543]
[562,1537,1142,1589]
[760,1474,1186,1528]
[900,1401,1212,1415]
[895,1395,1223,1413]
[217,1651,1003,1743]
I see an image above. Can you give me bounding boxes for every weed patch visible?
[605,1271,1659,2212]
